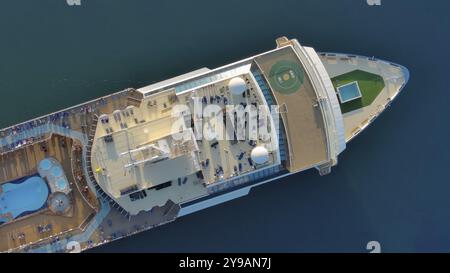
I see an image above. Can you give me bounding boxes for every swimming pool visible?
[0,175,49,223]
[55,177,68,191]
[51,166,63,177]
[337,81,362,103]
[38,157,71,194]
[39,158,52,171]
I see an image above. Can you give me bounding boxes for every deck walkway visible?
[30,199,110,253]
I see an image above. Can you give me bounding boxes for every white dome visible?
[228,77,247,95]
[251,146,269,165]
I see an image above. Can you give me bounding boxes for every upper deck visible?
[254,46,329,172]
[91,68,282,215]
[139,38,346,173]
[88,37,347,215]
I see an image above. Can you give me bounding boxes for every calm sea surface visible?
[0,0,449,252]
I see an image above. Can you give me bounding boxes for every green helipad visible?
[268,60,304,94]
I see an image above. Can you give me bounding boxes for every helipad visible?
[268,60,304,94]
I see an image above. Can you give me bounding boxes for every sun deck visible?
[177,72,279,184]
[90,64,283,215]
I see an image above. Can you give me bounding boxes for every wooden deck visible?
[0,135,95,252]
[255,46,328,172]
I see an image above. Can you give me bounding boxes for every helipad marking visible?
[268,60,304,94]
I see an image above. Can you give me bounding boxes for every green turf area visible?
[331,70,385,113]
[268,60,304,94]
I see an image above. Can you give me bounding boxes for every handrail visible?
[70,140,98,211]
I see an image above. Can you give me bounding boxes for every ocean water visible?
[0,0,449,252]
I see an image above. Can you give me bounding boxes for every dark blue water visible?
[1,0,449,252]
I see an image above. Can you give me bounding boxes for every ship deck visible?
[0,90,133,252]
[255,46,328,172]
[319,53,409,141]
[90,67,281,215]
[0,135,95,252]
[176,74,278,184]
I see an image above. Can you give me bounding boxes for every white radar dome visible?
[228,77,247,96]
[251,146,269,165]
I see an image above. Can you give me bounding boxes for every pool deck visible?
[0,134,95,252]
[0,135,69,184]
[0,87,182,252]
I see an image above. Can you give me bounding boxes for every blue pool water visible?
[51,166,63,177]
[0,175,49,223]
[56,178,68,191]
[338,82,362,103]
[39,158,52,171]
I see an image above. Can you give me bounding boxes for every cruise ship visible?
[0,37,409,253]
